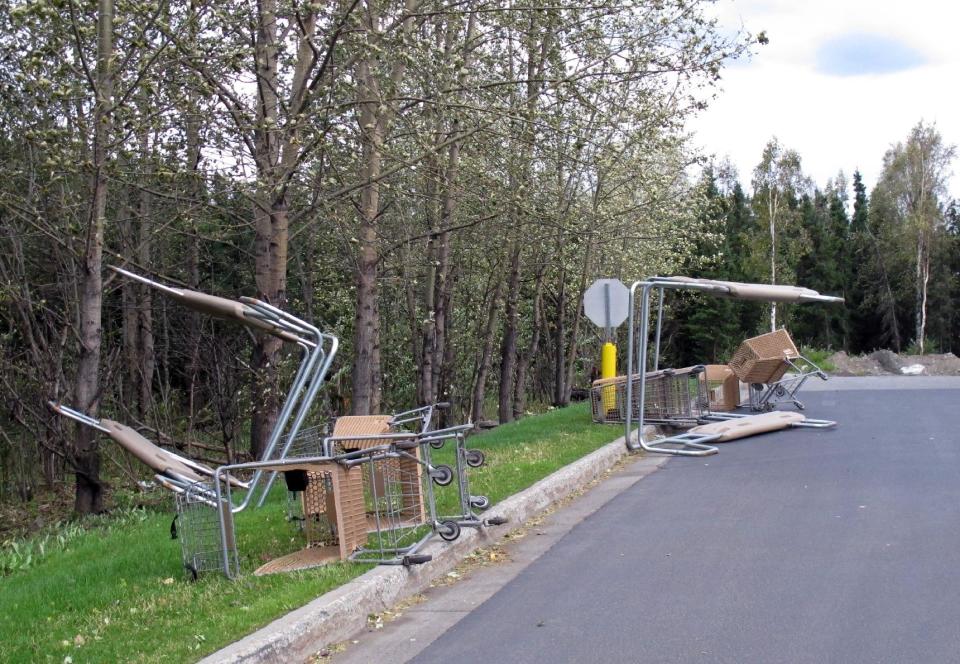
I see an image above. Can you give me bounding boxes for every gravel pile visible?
[828,351,960,376]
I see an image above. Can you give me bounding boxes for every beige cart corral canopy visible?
[649,276,845,304]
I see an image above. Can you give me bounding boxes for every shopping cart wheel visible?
[465,449,485,468]
[185,563,199,582]
[470,495,490,510]
[430,439,446,449]
[403,554,432,566]
[431,464,454,486]
[438,520,461,541]
[484,516,508,526]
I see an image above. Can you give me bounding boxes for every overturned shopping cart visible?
[590,366,710,426]
[729,328,828,412]
[52,265,340,576]
[215,404,504,577]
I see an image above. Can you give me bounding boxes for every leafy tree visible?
[871,122,956,353]
[750,138,811,331]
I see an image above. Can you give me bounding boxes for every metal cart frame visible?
[591,367,711,426]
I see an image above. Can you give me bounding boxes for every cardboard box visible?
[703,364,739,411]
[728,328,799,384]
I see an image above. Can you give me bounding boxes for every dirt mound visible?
[828,350,960,376]
[901,352,960,375]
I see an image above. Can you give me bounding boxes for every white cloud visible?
[691,0,960,196]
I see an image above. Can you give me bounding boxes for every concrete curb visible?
[201,426,658,664]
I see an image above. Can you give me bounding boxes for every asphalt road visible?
[408,383,960,664]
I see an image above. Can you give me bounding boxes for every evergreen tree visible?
[793,183,847,348]
[846,170,892,352]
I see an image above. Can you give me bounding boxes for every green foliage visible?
[1,508,150,577]
[799,347,837,373]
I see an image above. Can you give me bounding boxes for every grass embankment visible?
[0,403,620,663]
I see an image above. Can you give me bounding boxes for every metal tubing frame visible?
[254,330,340,505]
[748,355,828,412]
[653,287,665,372]
[625,281,719,456]
[49,402,251,490]
[51,403,109,433]
[108,266,340,511]
[703,411,836,429]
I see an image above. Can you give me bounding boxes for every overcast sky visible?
[690,0,960,197]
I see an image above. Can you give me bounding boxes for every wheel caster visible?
[430,439,445,449]
[431,464,453,486]
[470,495,490,510]
[438,520,461,542]
[465,449,485,468]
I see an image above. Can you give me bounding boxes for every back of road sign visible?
[583,279,630,330]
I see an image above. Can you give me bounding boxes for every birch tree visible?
[873,122,955,354]
[752,138,809,331]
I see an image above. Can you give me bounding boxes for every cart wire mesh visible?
[591,366,710,426]
[174,480,237,578]
[353,450,431,561]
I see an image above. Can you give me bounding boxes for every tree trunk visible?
[513,268,545,418]
[350,0,416,414]
[497,242,522,423]
[250,200,289,459]
[417,176,438,406]
[436,268,456,413]
[471,275,503,425]
[430,15,474,408]
[553,270,566,405]
[351,58,386,415]
[120,196,139,410]
[431,207,455,403]
[249,0,289,456]
[185,151,202,443]
[915,232,929,354]
[769,193,777,331]
[74,0,114,514]
[561,236,593,404]
[420,120,463,407]
[403,242,424,404]
[135,124,155,417]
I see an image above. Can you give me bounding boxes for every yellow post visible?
[600,341,617,414]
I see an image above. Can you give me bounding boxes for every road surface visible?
[336,378,960,664]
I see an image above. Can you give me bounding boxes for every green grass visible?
[0,403,620,663]
[800,347,837,373]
